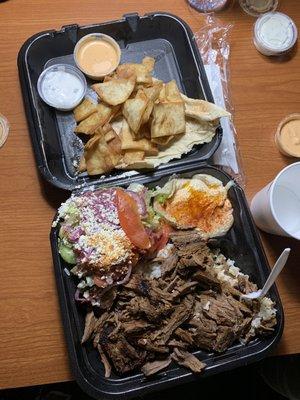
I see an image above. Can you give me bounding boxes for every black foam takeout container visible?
[18,11,283,400]
[18,12,221,191]
[50,164,283,400]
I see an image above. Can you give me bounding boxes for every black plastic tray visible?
[18,12,222,191]
[50,165,284,400]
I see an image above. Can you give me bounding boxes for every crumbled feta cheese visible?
[216,269,237,286]
[149,264,162,279]
[157,243,174,259]
[258,297,276,321]
[86,276,94,287]
[210,254,243,287]
[77,280,86,289]
[250,297,276,332]
[57,189,135,269]
[251,317,262,329]
[228,265,240,277]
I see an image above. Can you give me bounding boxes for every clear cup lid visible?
[188,0,229,12]
[239,0,278,17]
[254,12,298,54]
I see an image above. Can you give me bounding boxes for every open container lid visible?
[18,12,222,191]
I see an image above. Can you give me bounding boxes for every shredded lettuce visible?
[143,205,161,229]
[151,179,179,200]
[77,276,94,289]
[65,203,80,225]
[58,238,77,264]
[155,193,169,204]
[127,183,146,193]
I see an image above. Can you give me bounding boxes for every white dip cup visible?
[250,162,300,239]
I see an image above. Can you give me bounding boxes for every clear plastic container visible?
[187,0,230,12]
[253,12,298,56]
[239,0,278,17]
[0,113,9,148]
[37,64,87,111]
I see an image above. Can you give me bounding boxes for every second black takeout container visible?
[19,11,283,400]
[18,12,221,191]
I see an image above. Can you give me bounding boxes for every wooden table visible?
[1,0,300,390]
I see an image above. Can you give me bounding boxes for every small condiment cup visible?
[253,12,297,56]
[188,0,230,12]
[0,113,9,148]
[250,162,300,240]
[239,0,278,17]
[74,33,121,80]
[275,114,300,158]
[37,64,87,111]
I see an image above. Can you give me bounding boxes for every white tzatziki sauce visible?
[260,13,294,49]
[254,12,297,56]
[41,70,85,109]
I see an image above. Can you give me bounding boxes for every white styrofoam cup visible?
[250,162,300,240]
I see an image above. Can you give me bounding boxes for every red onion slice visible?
[126,190,147,217]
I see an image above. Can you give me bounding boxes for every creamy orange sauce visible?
[279,119,300,157]
[77,38,119,76]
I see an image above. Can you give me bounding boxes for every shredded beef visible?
[142,358,172,376]
[171,348,206,373]
[84,236,276,377]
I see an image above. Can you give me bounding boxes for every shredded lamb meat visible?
[82,232,277,377]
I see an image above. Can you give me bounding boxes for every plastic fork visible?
[241,248,291,300]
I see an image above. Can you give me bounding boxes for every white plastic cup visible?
[250,162,300,240]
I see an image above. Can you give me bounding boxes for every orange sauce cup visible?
[74,33,121,80]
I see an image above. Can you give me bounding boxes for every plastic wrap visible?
[194,14,246,187]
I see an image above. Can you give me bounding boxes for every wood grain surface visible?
[0,0,300,390]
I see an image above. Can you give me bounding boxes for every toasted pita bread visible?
[181,93,231,121]
[92,74,136,106]
[84,136,113,175]
[164,80,182,102]
[140,83,163,124]
[123,90,149,133]
[75,103,113,135]
[117,159,154,169]
[74,98,98,122]
[104,129,116,142]
[117,57,153,84]
[143,83,163,102]
[123,150,145,165]
[151,102,185,138]
[96,123,117,143]
[78,156,87,172]
[151,135,175,146]
[120,120,158,155]
[185,118,216,138]
[142,56,155,72]
[108,136,122,165]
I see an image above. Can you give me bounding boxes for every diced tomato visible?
[156,223,173,251]
[147,223,172,255]
[93,276,107,288]
[115,189,151,250]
